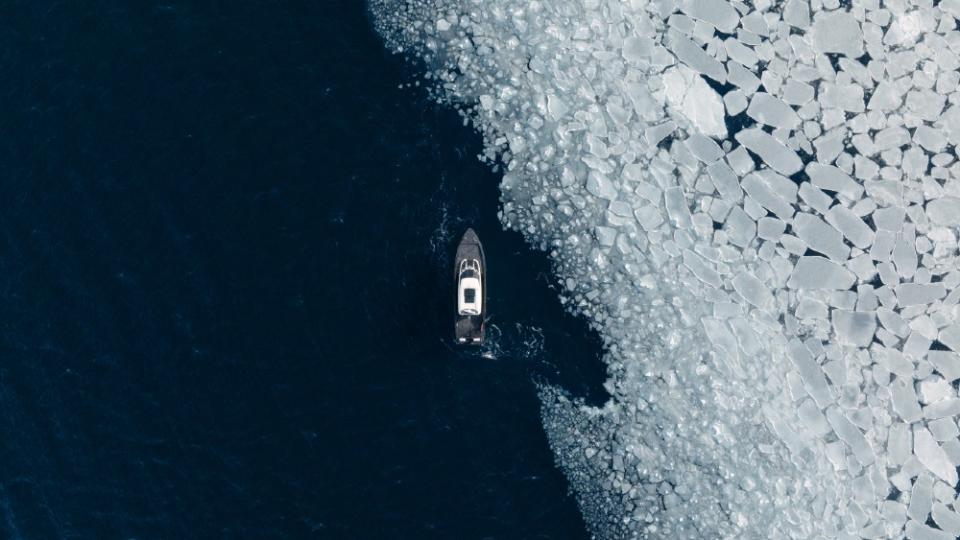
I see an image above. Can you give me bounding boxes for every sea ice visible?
[372,0,960,535]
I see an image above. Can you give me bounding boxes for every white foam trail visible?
[370,1,960,537]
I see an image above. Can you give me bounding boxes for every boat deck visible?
[455,315,483,344]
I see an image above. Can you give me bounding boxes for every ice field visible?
[371,0,960,537]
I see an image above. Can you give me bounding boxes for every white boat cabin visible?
[457,259,483,316]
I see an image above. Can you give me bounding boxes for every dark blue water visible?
[0,2,606,538]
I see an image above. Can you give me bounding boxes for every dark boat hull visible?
[454,229,486,345]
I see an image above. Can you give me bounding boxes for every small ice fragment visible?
[741,173,795,220]
[732,272,773,310]
[825,406,874,465]
[908,473,934,523]
[805,163,863,199]
[782,0,810,28]
[797,398,831,436]
[914,126,947,153]
[723,39,757,68]
[832,310,877,347]
[809,10,864,58]
[914,426,958,485]
[664,187,693,228]
[927,197,960,226]
[932,503,960,536]
[682,249,722,287]
[938,324,960,352]
[757,217,785,240]
[706,161,742,202]
[680,0,740,33]
[792,213,850,262]
[723,206,756,247]
[735,128,803,175]
[746,93,800,130]
[634,205,664,230]
[891,380,923,423]
[889,423,912,465]
[896,283,948,307]
[825,206,874,249]
[684,134,723,163]
[919,378,952,405]
[586,171,618,200]
[929,351,960,381]
[668,35,727,83]
[905,520,954,540]
[662,66,727,138]
[867,81,903,111]
[924,399,960,420]
[787,256,855,289]
[787,338,834,408]
[892,231,918,279]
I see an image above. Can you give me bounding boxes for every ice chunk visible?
[787,256,855,289]
[896,283,947,307]
[706,161,742,202]
[889,423,912,465]
[782,0,810,28]
[741,173,795,220]
[794,214,851,262]
[906,520,954,540]
[732,272,773,310]
[681,0,740,33]
[787,338,834,408]
[868,81,904,111]
[832,310,877,347]
[685,134,723,163]
[932,503,960,536]
[664,187,693,228]
[819,83,865,113]
[825,406,874,465]
[586,171,618,200]
[805,163,863,199]
[891,380,923,423]
[908,472,933,522]
[757,217,785,240]
[668,35,727,84]
[924,399,960,420]
[914,426,958,485]
[683,249,721,287]
[662,66,727,138]
[724,205,756,247]
[825,206,873,249]
[927,197,960,226]
[746,93,800,130]
[939,324,960,352]
[914,126,947,153]
[892,233,919,279]
[735,128,803,175]
[797,398,831,436]
[723,39,757,68]
[809,11,864,58]
[929,351,960,381]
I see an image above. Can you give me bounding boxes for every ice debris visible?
[372,0,960,536]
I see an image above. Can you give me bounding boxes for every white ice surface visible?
[372,0,960,536]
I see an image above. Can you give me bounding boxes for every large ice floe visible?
[370,0,960,537]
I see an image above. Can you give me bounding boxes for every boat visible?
[454,228,486,345]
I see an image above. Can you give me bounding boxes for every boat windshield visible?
[459,259,481,276]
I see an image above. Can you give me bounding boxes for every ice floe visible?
[371,0,960,536]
